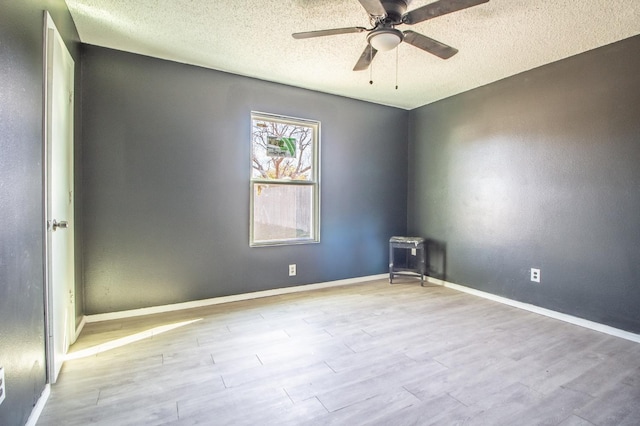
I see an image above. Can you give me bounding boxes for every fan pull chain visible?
[369,45,373,85]
[395,46,399,90]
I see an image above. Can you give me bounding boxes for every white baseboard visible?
[86,274,388,323]
[72,315,86,344]
[427,276,640,344]
[26,384,50,426]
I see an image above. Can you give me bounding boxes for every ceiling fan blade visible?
[403,0,489,25]
[357,0,386,17]
[292,27,367,39]
[402,31,458,59]
[353,45,378,71]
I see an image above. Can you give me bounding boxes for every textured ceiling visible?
[65,0,639,110]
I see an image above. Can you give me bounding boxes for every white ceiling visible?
[65,0,639,110]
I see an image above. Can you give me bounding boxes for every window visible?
[250,112,320,246]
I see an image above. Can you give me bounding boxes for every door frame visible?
[42,11,76,384]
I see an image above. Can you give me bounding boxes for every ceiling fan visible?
[292,0,489,71]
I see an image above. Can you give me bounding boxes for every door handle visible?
[51,219,69,231]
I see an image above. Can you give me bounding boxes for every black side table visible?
[389,236,426,285]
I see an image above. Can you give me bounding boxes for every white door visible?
[45,12,76,384]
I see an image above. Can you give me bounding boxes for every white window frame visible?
[250,112,320,247]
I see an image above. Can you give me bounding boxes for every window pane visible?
[251,117,315,181]
[252,183,314,244]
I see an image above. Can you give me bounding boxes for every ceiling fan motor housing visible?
[379,0,409,24]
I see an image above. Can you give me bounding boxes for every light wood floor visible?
[39,279,640,425]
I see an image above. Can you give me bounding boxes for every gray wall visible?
[81,46,408,314]
[0,1,79,425]
[408,35,640,333]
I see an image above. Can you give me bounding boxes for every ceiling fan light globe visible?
[368,29,403,51]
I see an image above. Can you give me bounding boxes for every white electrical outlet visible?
[0,366,6,406]
[289,264,296,277]
[531,268,541,283]
[411,248,417,256]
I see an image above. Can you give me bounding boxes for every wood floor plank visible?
[574,383,640,425]
[373,393,480,426]
[175,384,292,425]
[557,415,597,426]
[461,381,545,424]
[317,387,422,425]
[500,386,594,426]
